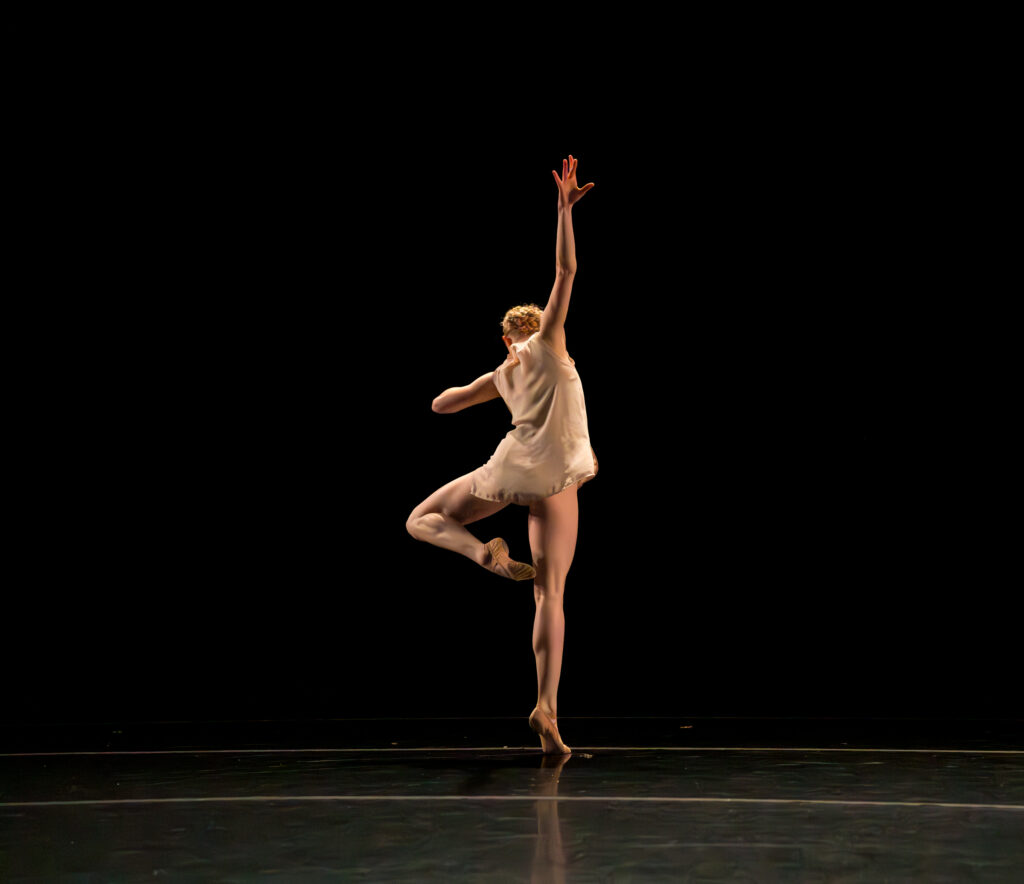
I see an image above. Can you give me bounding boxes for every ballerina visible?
[406,154,597,754]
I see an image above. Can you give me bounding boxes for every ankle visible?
[536,700,557,716]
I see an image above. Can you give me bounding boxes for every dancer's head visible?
[501,303,543,349]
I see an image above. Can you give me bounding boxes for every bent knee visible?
[406,511,426,536]
[406,511,443,537]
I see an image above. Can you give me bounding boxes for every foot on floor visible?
[529,704,572,755]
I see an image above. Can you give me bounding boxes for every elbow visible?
[432,397,450,414]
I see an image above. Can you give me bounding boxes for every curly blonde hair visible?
[501,303,543,339]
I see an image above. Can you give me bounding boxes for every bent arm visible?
[432,371,501,413]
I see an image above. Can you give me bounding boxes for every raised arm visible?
[542,155,595,337]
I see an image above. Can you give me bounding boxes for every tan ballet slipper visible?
[529,704,571,755]
[484,538,536,582]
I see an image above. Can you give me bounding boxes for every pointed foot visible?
[484,538,536,581]
[529,705,571,755]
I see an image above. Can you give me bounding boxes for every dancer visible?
[406,155,597,755]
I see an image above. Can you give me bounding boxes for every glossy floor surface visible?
[2,717,1022,881]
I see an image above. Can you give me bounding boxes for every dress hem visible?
[470,468,597,506]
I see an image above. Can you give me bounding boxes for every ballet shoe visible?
[529,704,571,755]
[484,538,536,582]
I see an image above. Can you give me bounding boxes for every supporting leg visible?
[533,586,566,716]
[527,483,578,753]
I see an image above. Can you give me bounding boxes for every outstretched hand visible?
[552,154,595,209]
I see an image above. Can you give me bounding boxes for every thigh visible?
[527,483,579,585]
[409,471,511,525]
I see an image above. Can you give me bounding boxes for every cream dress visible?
[469,331,598,505]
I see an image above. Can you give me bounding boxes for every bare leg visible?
[533,597,565,715]
[410,512,489,564]
[528,482,579,753]
[406,471,512,566]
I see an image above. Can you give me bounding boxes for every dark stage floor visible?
[2,716,1022,881]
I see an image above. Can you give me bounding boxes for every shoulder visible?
[534,329,572,363]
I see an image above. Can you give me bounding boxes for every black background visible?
[5,48,1012,726]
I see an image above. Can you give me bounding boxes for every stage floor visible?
[2,716,1022,880]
